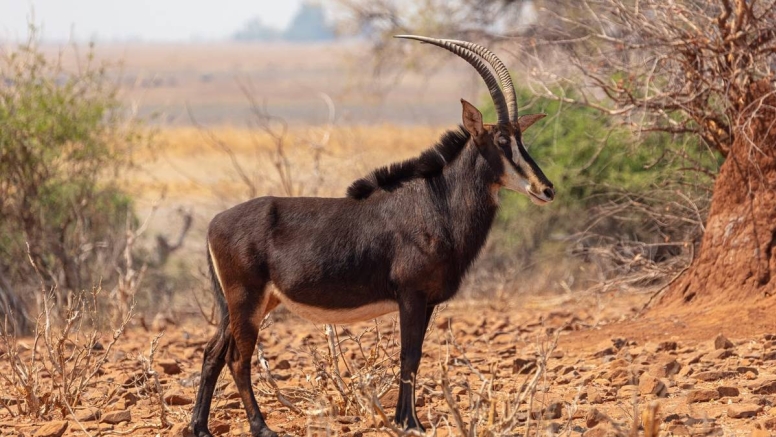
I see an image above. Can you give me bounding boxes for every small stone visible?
[583,424,618,437]
[381,389,399,408]
[611,338,628,349]
[656,341,678,352]
[513,357,537,374]
[121,390,139,407]
[596,347,618,358]
[531,399,563,420]
[275,359,291,370]
[728,403,762,419]
[717,386,740,397]
[73,407,101,422]
[34,421,68,437]
[169,423,193,437]
[585,407,607,428]
[650,357,681,378]
[686,353,704,366]
[666,424,691,435]
[102,410,131,425]
[706,349,736,360]
[749,378,776,394]
[210,421,230,434]
[617,385,638,399]
[157,359,182,375]
[694,370,736,382]
[587,387,604,404]
[84,423,114,433]
[638,374,667,397]
[164,389,194,406]
[761,417,776,430]
[686,389,720,403]
[714,334,734,350]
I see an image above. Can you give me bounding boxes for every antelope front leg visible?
[394,292,428,431]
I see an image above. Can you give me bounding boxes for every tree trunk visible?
[0,271,31,335]
[659,80,776,306]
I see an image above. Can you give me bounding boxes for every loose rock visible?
[531,399,563,420]
[717,386,740,397]
[650,357,681,378]
[583,424,618,437]
[585,407,607,428]
[728,403,762,419]
[34,421,68,437]
[513,357,537,374]
[749,378,776,394]
[73,407,101,422]
[102,410,131,425]
[656,341,678,352]
[714,334,734,350]
[694,370,736,382]
[169,423,193,437]
[686,389,720,403]
[157,359,182,375]
[164,389,194,406]
[638,374,667,397]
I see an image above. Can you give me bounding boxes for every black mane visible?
[346,127,471,199]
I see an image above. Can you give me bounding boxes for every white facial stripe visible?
[501,154,531,195]
[510,136,521,163]
[502,136,554,205]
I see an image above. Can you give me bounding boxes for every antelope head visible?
[395,36,555,205]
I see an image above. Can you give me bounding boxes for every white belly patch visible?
[270,287,398,324]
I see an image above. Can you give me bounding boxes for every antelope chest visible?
[269,287,399,324]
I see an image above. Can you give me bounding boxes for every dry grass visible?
[127,124,446,212]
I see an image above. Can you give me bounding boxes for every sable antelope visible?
[189,35,555,437]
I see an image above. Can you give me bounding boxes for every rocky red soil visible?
[2,291,776,436]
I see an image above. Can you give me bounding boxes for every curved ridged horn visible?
[443,39,518,123]
[394,34,509,125]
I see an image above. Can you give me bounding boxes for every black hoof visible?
[395,416,425,433]
[188,424,213,437]
[407,424,426,433]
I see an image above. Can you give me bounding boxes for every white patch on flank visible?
[208,242,226,297]
[252,288,275,326]
[270,287,399,324]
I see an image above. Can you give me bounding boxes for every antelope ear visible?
[515,113,547,132]
[461,99,485,138]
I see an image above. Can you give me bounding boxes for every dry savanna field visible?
[2,43,776,437]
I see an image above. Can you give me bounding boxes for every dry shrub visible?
[241,316,593,436]
[0,285,131,419]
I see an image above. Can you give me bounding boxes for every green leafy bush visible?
[0,29,145,322]
[475,89,721,294]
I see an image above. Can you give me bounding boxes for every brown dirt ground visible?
[2,291,776,436]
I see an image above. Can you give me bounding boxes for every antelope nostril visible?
[543,188,555,199]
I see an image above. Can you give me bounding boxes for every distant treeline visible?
[233,2,334,42]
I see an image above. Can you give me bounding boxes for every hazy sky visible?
[0,0,303,42]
